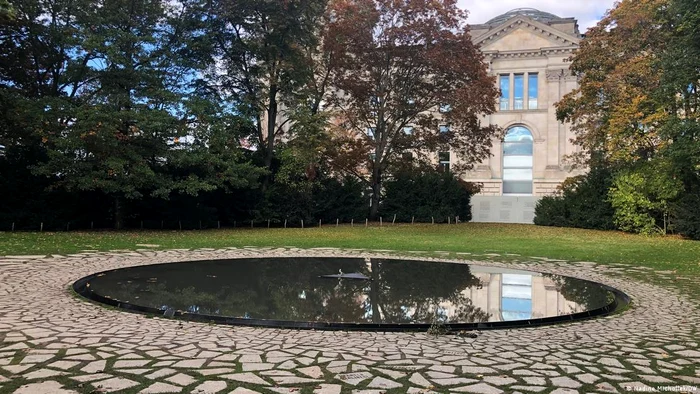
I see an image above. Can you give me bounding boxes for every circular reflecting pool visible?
[73,257,629,331]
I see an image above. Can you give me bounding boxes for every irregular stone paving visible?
[0,247,699,394]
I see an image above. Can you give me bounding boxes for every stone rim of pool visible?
[72,257,630,332]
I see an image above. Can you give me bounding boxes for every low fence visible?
[0,215,465,232]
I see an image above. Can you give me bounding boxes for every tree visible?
[0,0,96,227]
[190,0,329,186]
[656,0,700,238]
[22,0,181,227]
[555,0,670,167]
[0,0,92,145]
[553,0,700,237]
[608,161,682,234]
[15,0,258,228]
[323,0,499,219]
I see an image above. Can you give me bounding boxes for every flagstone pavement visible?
[0,247,698,394]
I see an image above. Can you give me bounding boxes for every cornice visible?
[483,46,577,60]
[474,16,581,48]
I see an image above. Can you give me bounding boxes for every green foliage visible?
[533,196,568,228]
[381,170,474,223]
[261,173,367,225]
[257,110,367,224]
[534,167,615,230]
[610,172,658,234]
[608,162,682,235]
[660,119,700,239]
[671,190,700,240]
[187,0,329,173]
[314,177,368,222]
[548,0,700,239]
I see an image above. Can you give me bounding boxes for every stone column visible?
[531,275,546,319]
[488,274,502,321]
[545,69,565,171]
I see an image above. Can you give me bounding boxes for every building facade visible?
[461,8,584,223]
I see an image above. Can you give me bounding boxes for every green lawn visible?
[1,223,699,277]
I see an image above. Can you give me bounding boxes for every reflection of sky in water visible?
[501,274,532,321]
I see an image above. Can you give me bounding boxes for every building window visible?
[499,75,510,111]
[438,151,450,172]
[528,73,538,109]
[439,124,450,133]
[513,74,524,110]
[502,126,533,195]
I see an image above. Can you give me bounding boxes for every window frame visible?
[499,74,510,111]
[513,74,524,110]
[528,73,538,110]
[438,151,450,172]
[502,126,534,195]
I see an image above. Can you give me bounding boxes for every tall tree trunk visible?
[369,166,382,220]
[262,83,278,192]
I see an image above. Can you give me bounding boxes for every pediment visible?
[474,16,580,51]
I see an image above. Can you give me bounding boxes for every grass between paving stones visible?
[0,369,408,394]
[2,225,699,394]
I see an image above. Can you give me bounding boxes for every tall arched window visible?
[503,126,533,195]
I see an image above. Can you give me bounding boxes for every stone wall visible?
[470,195,539,224]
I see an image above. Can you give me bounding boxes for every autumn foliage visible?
[541,0,700,237]
[556,0,669,166]
[322,0,499,218]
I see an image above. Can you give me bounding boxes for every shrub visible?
[608,162,682,235]
[381,170,475,223]
[609,172,660,234]
[258,175,368,225]
[533,195,568,227]
[671,188,700,240]
[314,176,368,222]
[534,167,615,230]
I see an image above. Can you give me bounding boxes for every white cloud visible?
[458,0,618,32]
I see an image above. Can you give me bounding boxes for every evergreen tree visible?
[184,0,329,185]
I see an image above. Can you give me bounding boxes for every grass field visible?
[1,223,699,277]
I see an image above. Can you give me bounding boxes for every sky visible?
[458,0,618,32]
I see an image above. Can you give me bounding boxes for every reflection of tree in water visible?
[364,259,490,324]
[93,258,369,321]
[89,258,490,324]
[544,274,615,311]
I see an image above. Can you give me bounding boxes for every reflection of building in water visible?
[465,272,584,321]
[417,272,585,323]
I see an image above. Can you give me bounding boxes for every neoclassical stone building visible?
[461,8,583,223]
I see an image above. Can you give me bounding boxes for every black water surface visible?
[78,258,617,327]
